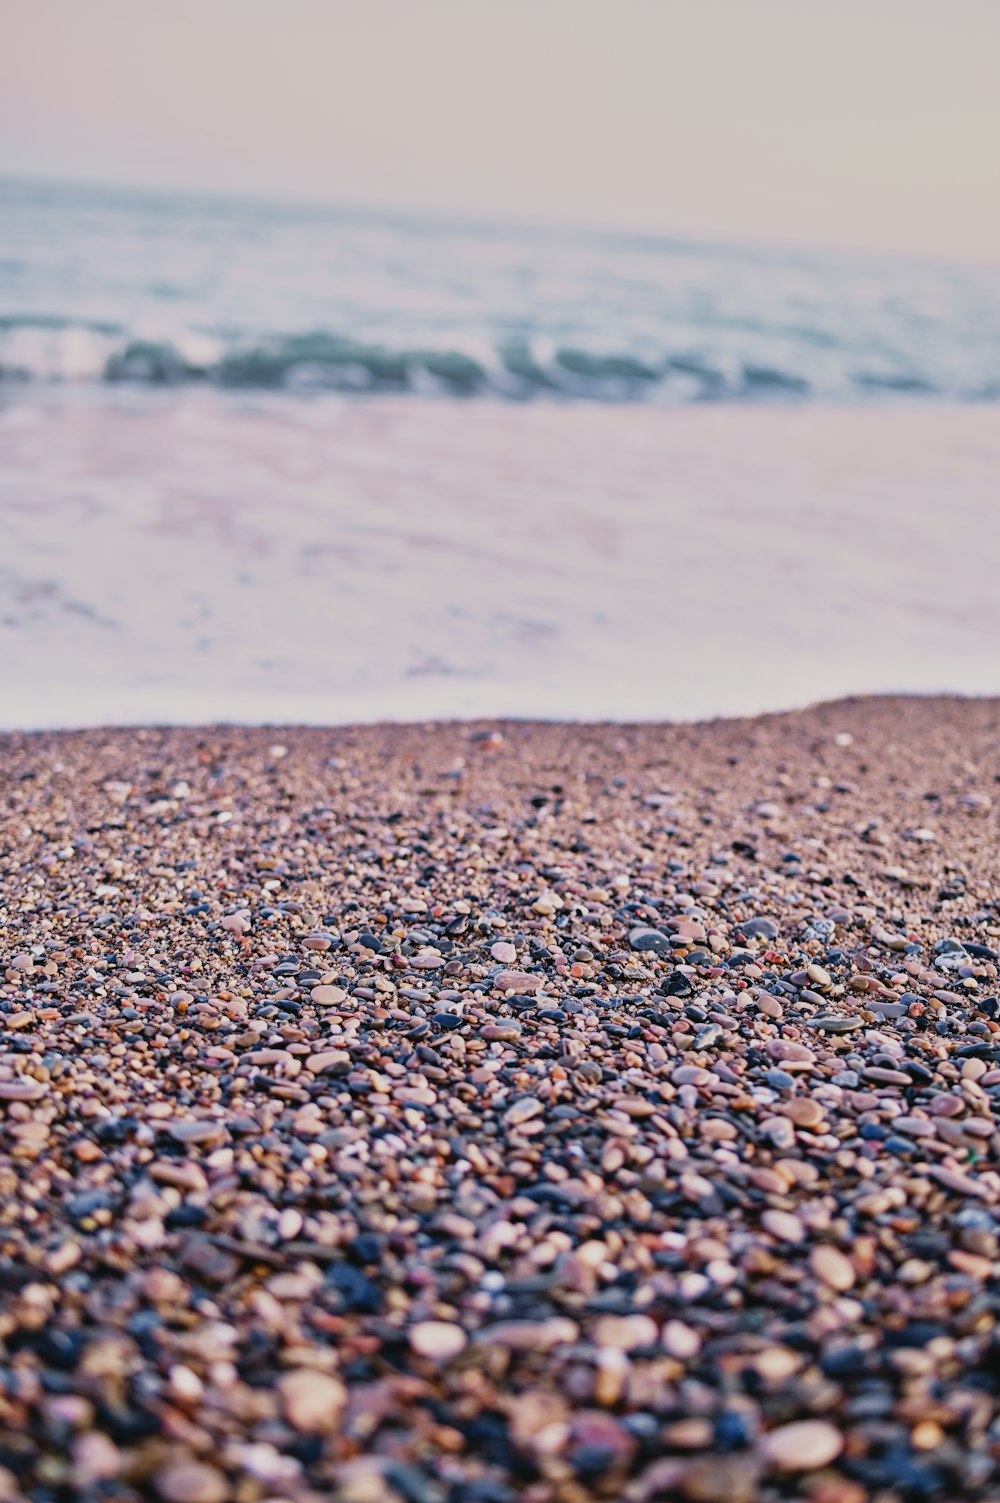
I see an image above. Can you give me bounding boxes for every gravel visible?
[1,695,999,1501]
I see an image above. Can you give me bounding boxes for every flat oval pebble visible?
[493,969,542,992]
[310,984,347,1005]
[593,1313,659,1350]
[761,1209,805,1244]
[0,1079,46,1101]
[155,1461,229,1503]
[278,1368,347,1433]
[662,1320,701,1359]
[305,1049,351,1073]
[863,1066,912,1086]
[762,1419,844,1472]
[476,1318,578,1350]
[810,1244,856,1291]
[766,1040,815,1065]
[410,1321,467,1360]
[782,1098,824,1128]
[810,1014,861,1033]
[504,1095,544,1127]
[168,1120,223,1145]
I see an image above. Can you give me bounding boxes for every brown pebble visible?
[810,1244,856,1291]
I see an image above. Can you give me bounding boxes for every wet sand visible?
[3,394,999,730]
[2,696,1000,1501]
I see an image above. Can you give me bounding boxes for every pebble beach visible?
[2,695,1000,1503]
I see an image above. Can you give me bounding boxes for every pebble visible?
[761,1209,805,1244]
[0,1079,46,1101]
[310,984,347,1005]
[279,1368,347,1433]
[761,1419,844,1472]
[409,1321,467,1360]
[810,1244,856,1291]
[629,926,672,954]
[155,1461,229,1503]
[504,1095,545,1127]
[782,1098,825,1128]
[493,969,542,992]
[593,1314,659,1351]
[3,708,1000,1502]
[741,917,780,939]
[810,1014,862,1033]
[662,1320,701,1359]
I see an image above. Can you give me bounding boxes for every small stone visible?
[810,1244,856,1291]
[155,1460,229,1503]
[0,1079,46,1101]
[930,1166,993,1200]
[494,969,542,992]
[305,1049,351,1073]
[169,1120,224,1146]
[72,1431,121,1487]
[310,984,347,1006]
[761,1210,805,1244]
[476,1318,578,1351]
[491,941,517,963]
[741,918,780,940]
[762,1419,844,1473]
[593,1313,659,1351]
[782,1098,825,1128]
[753,1347,802,1382]
[409,1321,467,1361]
[862,1066,912,1086]
[765,1040,815,1067]
[532,892,563,915]
[810,1014,861,1033]
[662,1320,701,1360]
[680,1454,763,1503]
[760,1116,796,1150]
[504,1095,545,1127]
[629,926,672,955]
[279,1368,347,1434]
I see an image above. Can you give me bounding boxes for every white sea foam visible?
[1,391,997,731]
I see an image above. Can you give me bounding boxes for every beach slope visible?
[1,696,1000,1500]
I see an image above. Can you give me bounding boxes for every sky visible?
[1,0,998,262]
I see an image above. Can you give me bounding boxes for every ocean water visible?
[1,179,999,730]
[3,177,1000,404]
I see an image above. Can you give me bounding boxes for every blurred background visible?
[1,0,999,728]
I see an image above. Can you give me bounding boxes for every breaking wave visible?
[2,178,999,406]
[2,317,997,403]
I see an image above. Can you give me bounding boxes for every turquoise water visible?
[2,177,999,404]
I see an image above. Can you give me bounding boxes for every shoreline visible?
[2,687,997,738]
[3,396,999,732]
[2,695,1000,1499]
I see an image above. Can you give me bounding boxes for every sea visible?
[2,177,999,729]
